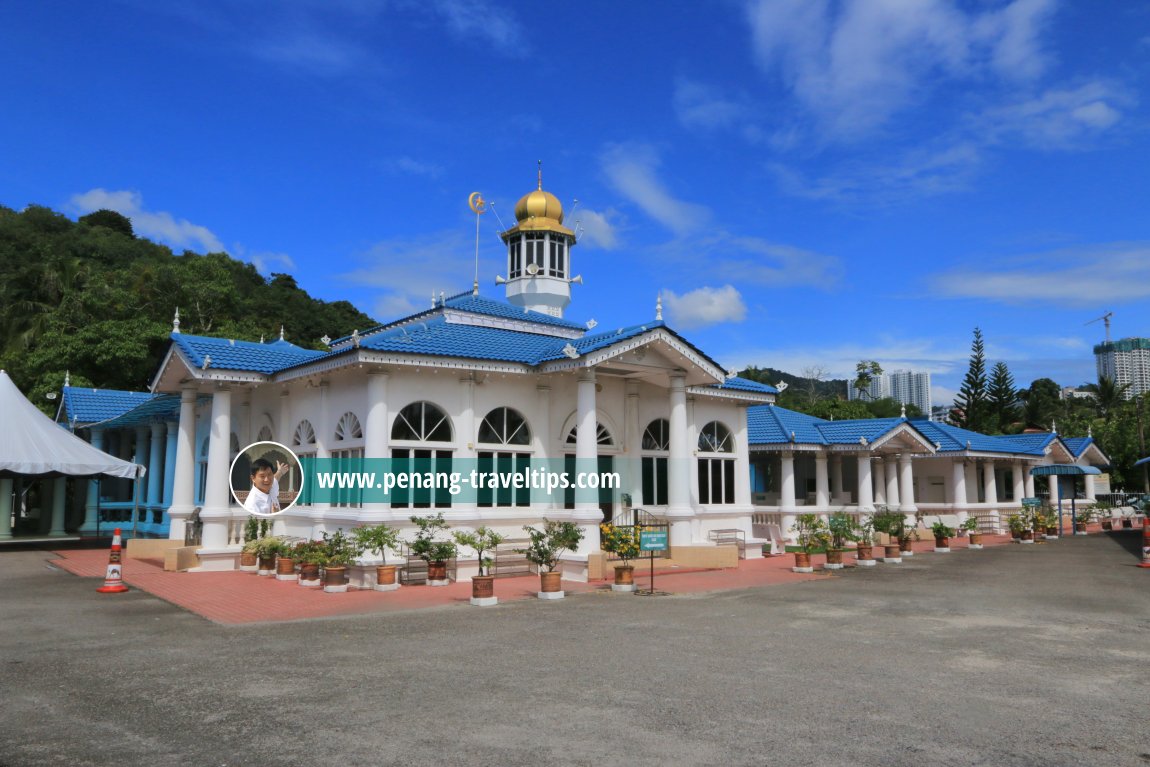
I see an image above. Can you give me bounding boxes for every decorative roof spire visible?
[1051,420,1057,434]
[172,307,181,334]
[537,159,543,190]
[279,325,285,341]
[900,403,906,419]
[655,293,663,321]
[63,370,70,388]
[1087,424,1093,438]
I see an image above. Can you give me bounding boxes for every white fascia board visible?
[273,349,534,382]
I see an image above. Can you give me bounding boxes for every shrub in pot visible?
[352,523,402,591]
[961,516,982,548]
[517,519,584,599]
[931,521,955,552]
[871,508,906,563]
[252,536,287,576]
[855,516,876,566]
[406,513,457,585]
[789,513,830,573]
[825,512,858,570]
[321,529,362,593]
[1074,507,1094,534]
[292,540,326,587]
[453,526,505,605]
[599,522,641,591]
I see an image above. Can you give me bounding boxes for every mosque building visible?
[50,176,1108,580]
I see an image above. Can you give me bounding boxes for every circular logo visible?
[230,441,303,517]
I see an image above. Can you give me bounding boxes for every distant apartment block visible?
[1094,337,1150,399]
[848,369,932,416]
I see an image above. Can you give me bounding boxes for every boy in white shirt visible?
[243,457,290,516]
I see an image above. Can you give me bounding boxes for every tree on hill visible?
[853,360,882,400]
[0,203,378,411]
[954,328,990,432]
[987,361,1019,434]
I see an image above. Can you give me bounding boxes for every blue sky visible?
[2,1,1148,405]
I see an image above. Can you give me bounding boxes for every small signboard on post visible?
[1021,497,1042,508]
[638,528,668,595]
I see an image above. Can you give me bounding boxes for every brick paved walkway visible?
[50,531,1023,625]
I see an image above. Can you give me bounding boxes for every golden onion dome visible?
[514,188,564,225]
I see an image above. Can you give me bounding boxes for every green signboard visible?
[1021,497,1042,508]
[639,529,668,552]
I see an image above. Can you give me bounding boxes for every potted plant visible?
[1097,501,1114,530]
[240,516,262,571]
[518,519,584,599]
[274,542,297,581]
[871,508,905,563]
[1007,513,1025,541]
[961,516,982,549]
[789,513,830,573]
[321,529,362,593]
[292,539,326,587]
[931,521,955,552]
[825,512,857,570]
[406,513,457,586]
[855,515,876,567]
[1074,506,1094,535]
[899,510,923,556]
[453,526,506,605]
[352,523,402,592]
[1040,509,1059,540]
[599,522,642,591]
[252,535,286,576]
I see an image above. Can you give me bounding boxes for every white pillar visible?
[898,454,917,513]
[0,478,12,539]
[667,371,692,546]
[884,456,900,511]
[1012,461,1025,504]
[952,460,969,527]
[278,388,291,445]
[168,385,198,541]
[965,462,978,503]
[458,374,476,460]
[733,407,752,510]
[1049,473,1060,505]
[624,380,642,509]
[856,453,874,512]
[830,455,844,503]
[872,458,886,507]
[574,370,601,554]
[310,380,330,538]
[147,422,164,510]
[1024,467,1035,498]
[51,477,67,535]
[983,461,997,506]
[780,452,797,511]
[534,384,554,513]
[200,386,233,549]
[814,453,829,509]
[365,372,389,460]
[1084,472,1096,502]
[82,429,105,534]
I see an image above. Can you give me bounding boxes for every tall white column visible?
[814,453,829,509]
[1084,472,1096,502]
[1012,461,1025,504]
[167,386,198,540]
[898,454,917,513]
[200,386,234,549]
[278,388,291,444]
[310,381,331,538]
[734,408,752,510]
[873,458,887,507]
[965,462,978,503]
[1024,466,1035,498]
[364,372,389,460]
[830,455,844,503]
[457,374,476,460]
[534,384,554,513]
[983,461,997,506]
[0,478,12,539]
[574,369,601,554]
[952,460,969,527]
[780,452,797,511]
[856,453,874,512]
[884,456,901,511]
[624,380,642,509]
[163,421,178,506]
[82,429,105,534]
[667,372,692,546]
[1048,474,1061,505]
[50,477,67,535]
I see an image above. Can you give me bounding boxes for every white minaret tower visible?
[500,165,578,318]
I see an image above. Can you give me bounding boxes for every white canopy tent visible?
[0,370,142,478]
[1,370,143,540]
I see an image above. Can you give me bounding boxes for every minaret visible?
[500,165,577,317]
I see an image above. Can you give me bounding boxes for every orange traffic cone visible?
[97,528,129,593]
[1139,517,1150,569]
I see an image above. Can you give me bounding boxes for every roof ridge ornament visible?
[655,293,663,321]
[900,403,906,419]
[172,307,181,334]
[279,325,285,342]
[63,370,70,388]
[562,342,579,359]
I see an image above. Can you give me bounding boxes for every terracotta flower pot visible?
[883,544,901,560]
[472,575,495,599]
[275,557,295,576]
[826,549,843,565]
[240,551,257,568]
[428,561,448,581]
[614,565,635,586]
[540,571,562,592]
[299,563,320,582]
[1101,519,1113,531]
[1075,522,1087,533]
[376,564,397,586]
[1021,530,1033,541]
[934,537,949,549]
[969,532,983,546]
[792,552,812,572]
[323,565,347,586]
[257,555,275,574]
[1011,530,1021,540]
[1046,527,1058,536]
[856,544,874,561]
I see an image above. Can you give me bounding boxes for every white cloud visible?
[249,29,369,74]
[932,242,1150,305]
[390,156,444,179]
[975,81,1129,149]
[426,0,525,54]
[600,144,710,237]
[744,0,1056,140]
[250,252,298,274]
[574,208,620,250]
[70,188,225,253]
[662,285,747,330]
[673,78,752,131]
[712,236,843,288]
[339,229,485,321]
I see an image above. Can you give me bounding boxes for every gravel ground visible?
[2,532,1148,767]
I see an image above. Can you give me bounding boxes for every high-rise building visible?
[847,369,932,416]
[1094,337,1150,399]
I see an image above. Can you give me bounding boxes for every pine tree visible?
[987,361,1018,433]
[955,328,989,432]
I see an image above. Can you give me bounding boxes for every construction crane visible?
[1085,311,1113,344]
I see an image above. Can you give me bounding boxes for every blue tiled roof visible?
[62,387,156,425]
[748,405,830,444]
[445,293,587,331]
[1061,437,1094,458]
[171,333,324,374]
[714,377,778,394]
[995,432,1058,454]
[910,420,1044,455]
[358,316,561,363]
[94,394,186,428]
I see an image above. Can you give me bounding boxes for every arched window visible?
[642,418,669,506]
[478,407,531,446]
[391,402,452,443]
[257,425,274,443]
[698,421,735,504]
[334,412,363,442]
[391,402,453,510]
[698,421,733,453]
[293,420,316,447]
[477,407,532,509]
[565,422,615,446]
